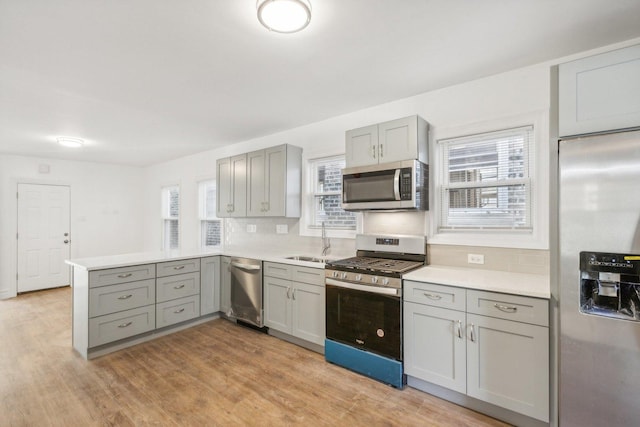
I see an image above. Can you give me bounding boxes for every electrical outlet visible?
[276,224,288,234]
[467,253,485,264]
[246,224,257,233]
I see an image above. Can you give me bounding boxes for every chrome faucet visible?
[321,222,331,256]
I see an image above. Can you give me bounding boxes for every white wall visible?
[142,62,551,254]
[0,154,145,299]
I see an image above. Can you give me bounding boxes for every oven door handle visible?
[326,278,401,296]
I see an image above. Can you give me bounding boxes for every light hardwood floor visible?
[0,287,509,426]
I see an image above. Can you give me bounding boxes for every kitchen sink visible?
[285,255,328,263]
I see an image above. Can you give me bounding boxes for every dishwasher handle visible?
[231,261,261,272]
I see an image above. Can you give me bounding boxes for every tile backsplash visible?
[428,244,549,275]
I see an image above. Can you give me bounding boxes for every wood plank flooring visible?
[0,287,509,426]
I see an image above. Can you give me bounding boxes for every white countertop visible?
[403,265,550,299]
[65,248,334,271]
[67,252,549,299]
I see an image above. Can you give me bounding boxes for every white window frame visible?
[161,184,180,251]
[429,112,549,250]
[300,154,362,238]
[198,179,222,249]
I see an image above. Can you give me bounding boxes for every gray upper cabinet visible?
[345,115,428,167]
[559,43,640,137]
[247,144,302,217]
[216,154,247,217]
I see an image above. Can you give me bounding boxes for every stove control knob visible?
[382,278,390,286]
[332,271,339,278]
[355,274,362,281]
[341,272,348,279]
[371,276,379,284]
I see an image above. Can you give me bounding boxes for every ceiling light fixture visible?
[257,0,311,34]
[57,137,84,148]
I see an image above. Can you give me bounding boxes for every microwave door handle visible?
[393,169,401,200]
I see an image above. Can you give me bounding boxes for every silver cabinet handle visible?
[457,320,462,339]
[469,323,476,342]
[173,265,185,270]
[286,287,291,299]
[371,145,376,159]
[264,201,269,212]
[117,273,132,278]
[424,292,442,300]
[118,294,133,300]
[118,321,133,328]
[174,308,185,314]
[379,143,383,158]
[494,303,518,313]
[292,289,296,300]
[173,284,185,289]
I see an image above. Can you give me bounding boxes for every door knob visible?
[64,240,69,244]
[64,232,69,236]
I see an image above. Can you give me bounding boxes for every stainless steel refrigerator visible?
[559,129,640,426]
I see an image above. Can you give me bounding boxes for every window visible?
[161,185,180,250]
[307,156,357,232]
[438,125,534,231]
[199,180,222,248]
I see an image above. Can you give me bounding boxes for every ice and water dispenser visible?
[580,252,640,321]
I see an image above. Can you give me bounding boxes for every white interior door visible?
[17,183,71,293]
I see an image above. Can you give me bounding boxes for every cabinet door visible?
[220,257,231,316]
[264,276,292,333]
[559,44,640,137]
[216,157,231,218]
[264,145,287,216]
[247,149,266,217]
[466,313,549,422]
[377,116,418,163]
[200,256,220,315]
[291,282,324,346]
[404,302,466,394]
[345,124,378,167]
[229,154,247,217]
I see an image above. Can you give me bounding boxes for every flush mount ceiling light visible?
[57,137,84,148]
[257,0,311,33]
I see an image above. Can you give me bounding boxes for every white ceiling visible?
[1,0,640,167]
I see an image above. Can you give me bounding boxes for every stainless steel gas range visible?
[324,234,427,388]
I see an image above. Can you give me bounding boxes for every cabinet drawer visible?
[156,272,200,303]
[156,258,200,278]
[89,264,155,288]
[264,262,291,280]
[404,281,466,311]
[156,295,200,328]
[292,266,324,286]
[89,305,155,347]
[89,279,155,318]
[466,290,549,327]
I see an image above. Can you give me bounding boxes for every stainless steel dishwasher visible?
[229,257,264,328]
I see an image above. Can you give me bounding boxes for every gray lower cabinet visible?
[89,305,155,347]
[264,262,325,346]
[220,256,231,316]
[403,281,549,423]
[200,256,221,315]
[156,295,200,328]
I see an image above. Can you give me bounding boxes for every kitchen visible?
[2,1,640,426]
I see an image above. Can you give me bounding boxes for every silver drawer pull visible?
[118,294,133,300]
[456,320,462,339]
[118,321,133,328]
[174,308,185,314]
[173,284,186,289]
[469,323,476,342]
[117,273,132,278]
[173,265,185,270]
[494,303,518,313]
[424,292,442,300]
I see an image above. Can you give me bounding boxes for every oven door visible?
[325,279,402,361]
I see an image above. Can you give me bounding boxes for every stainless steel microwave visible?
[341,159,428,211]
